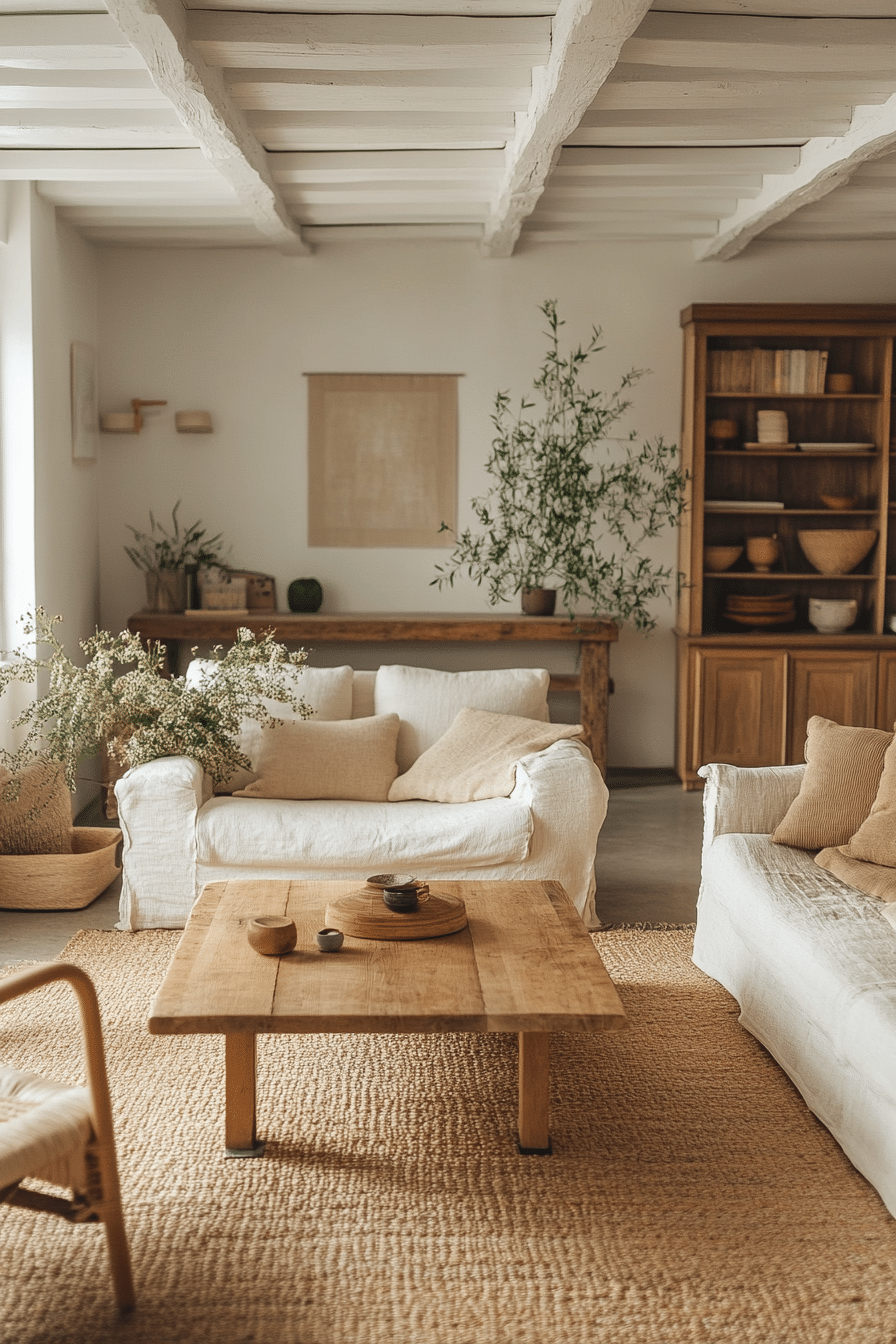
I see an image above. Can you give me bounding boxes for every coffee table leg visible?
[518,1031,551,1155]
[224,1032,265,1157]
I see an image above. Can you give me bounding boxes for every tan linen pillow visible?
[233,714,399,802]
[839,731,896,867]
[388,707,583,803]
[815,847,896,902]
[771,717,892,850]
[0,759,72,855]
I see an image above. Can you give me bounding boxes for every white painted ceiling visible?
[1,0,896,256]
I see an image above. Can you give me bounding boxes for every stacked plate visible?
[725,593,796,627]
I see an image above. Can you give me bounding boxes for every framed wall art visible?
[306,373,458,547]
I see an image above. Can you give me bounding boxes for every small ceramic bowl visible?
[808,598,858,634]
[383,887,421,913]
[704,545,742,572]
[247,916,297,956]
[819,494,859,511]
[315,927,344,952]
[366,872,416,889]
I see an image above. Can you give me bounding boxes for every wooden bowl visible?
[247,916,297,956]
[826,373,855,394]
[707,419,738,440]
[797,529,877,575]
[819,494,859,511]
[704,545,742,572]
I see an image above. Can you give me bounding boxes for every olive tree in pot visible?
[125,501,229,612]
[433,301,687,630]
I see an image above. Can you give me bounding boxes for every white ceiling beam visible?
[525,218,718,236]
[187,14,551,71]
[623,14,896,73]
[230,81,529,115]
[481,0,654,258]
[650,1,896,16]
[102,0,308,254]
[594,80,896,111]
[697,92,896,260]
[545,180,762,197]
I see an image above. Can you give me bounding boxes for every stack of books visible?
[708,348,830,395]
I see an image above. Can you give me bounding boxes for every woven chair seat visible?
[0,1063,92,1191]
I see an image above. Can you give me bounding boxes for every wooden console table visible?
[127,611,618,776]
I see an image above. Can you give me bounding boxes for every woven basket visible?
[797,529,877,575]
[0,827,121,910]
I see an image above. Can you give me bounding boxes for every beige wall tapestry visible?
[306,373,458,547]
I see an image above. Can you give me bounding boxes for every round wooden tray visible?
[325,886,468,941]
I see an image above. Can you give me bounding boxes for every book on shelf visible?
[707,347,830,394]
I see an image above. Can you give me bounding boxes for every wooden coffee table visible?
[148,878,627,1156]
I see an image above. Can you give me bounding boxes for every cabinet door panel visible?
[877,652,896,730]
[695,650,786,769]
[788,653,877,763]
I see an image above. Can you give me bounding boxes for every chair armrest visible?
[698,761,805,866]
[511,739,609,925]
[115,757,211,929]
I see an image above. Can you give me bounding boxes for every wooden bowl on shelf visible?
[819,494,859,511]
[703,545,742,572]
[797,529,877,575]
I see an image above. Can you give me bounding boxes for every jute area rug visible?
[1,929,895,1344]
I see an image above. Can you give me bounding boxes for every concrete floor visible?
[0,780,705,966]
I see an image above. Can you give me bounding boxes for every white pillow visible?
[373,664,550,772]
[185,660,354,790]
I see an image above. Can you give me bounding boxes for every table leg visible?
[579,641,609,779]
[518,1031,551,1155]
[224,1033,265,1157]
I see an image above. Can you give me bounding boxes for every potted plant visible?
[125,501,230,612]
[432,300,687,630]
[0,609,309,793]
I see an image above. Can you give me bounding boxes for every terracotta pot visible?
[145,569,188,612]
[521,587,557,616]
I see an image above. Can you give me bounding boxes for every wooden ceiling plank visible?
[555,145,801,170]
[185,0,559,13]
[0,14,145,68]
[0,147,214,178]
[269,149,504,182]
[0,85,170,109]
[186,13,552,71]
[624,13,896,72]
[593,80,896,110]
[649,1,896,18]
[103,0,309,253]
[545,180,762,197]
[481,0,655,258]
[696,91,896,260]
[231,84,530,114]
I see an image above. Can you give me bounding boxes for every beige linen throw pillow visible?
[0,759,72,855]
[815,847,896,902]
[388,707,583,803]
[234,714,400,802]
[771,717,892,850]
[839,731,896,867]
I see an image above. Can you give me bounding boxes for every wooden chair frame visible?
[0,962,135,1311]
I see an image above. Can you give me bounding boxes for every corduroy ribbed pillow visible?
[233,714,400,801]
[0,759,72,855]
[815,846,896,901]
[837,731,896,867]
[771,717,892,850]
[387,707,583,803]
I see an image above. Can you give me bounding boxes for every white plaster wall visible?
[96,236,896,767]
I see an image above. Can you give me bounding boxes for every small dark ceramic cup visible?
[382,884,430,913]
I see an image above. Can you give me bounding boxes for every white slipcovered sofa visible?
[694,761,896,1217]
[115,663,608,931]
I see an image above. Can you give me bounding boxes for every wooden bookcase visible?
[677,303,896,788]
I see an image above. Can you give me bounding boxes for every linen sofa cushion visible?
[771,717,892,850]
[233,714,400,801]
[815,846,896,902]
[839,731,896,868]
[197,795,533,870]
[388,708,583,803]
[0,760,72,855]
[374,665,551,773]
[186,661,354,791]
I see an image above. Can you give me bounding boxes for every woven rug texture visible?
[0,928,894,1344]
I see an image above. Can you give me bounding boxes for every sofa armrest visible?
[698,761,805,866]
[115,756,211,930]
[511,739,609,926]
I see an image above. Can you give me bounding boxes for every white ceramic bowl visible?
[808,598,858,634]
